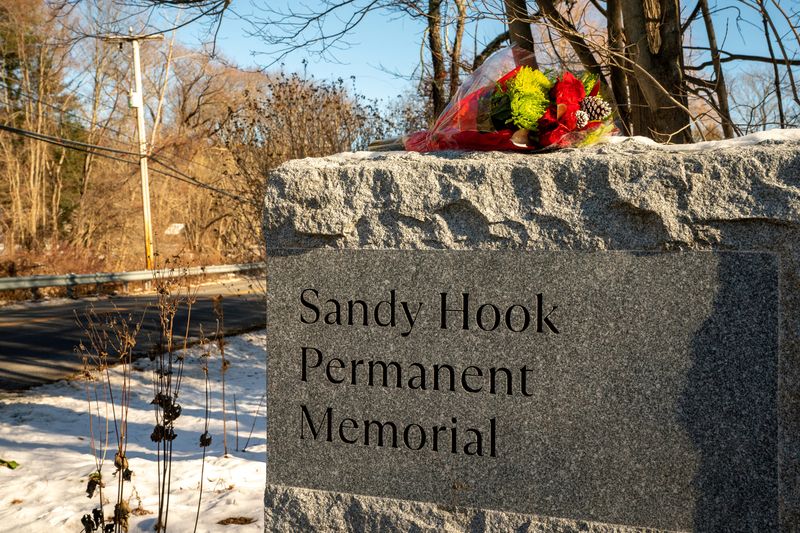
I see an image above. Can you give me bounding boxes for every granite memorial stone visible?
[264,141,800,532]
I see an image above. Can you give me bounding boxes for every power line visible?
[0,122,244,202]
[1,79,245,201]
[0,80,137,142]
[150,157,245,202]
[0,123,139,156]
[0,123,142,174]
[0,80,237,187]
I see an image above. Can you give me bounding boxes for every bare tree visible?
[504,0,538,65]
[0,0,73,249]
[248,1,501,121]
[218,71,389,262]
[619,1,692,142]
[698,0,734,138]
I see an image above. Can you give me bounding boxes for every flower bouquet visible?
[371,47,617,152]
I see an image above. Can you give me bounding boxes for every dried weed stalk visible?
[150,266,197,532]
[77,304,144,533]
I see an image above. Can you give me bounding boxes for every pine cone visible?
[575,110,589,129]
[580,96,612,120]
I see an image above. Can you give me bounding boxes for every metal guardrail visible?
[0,262,265,292]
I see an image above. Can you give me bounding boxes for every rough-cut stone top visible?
[264,140,800,252]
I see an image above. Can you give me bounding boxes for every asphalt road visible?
[0,278,265,391]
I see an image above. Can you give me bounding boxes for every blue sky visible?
[179,4,507,102]
[181,7,429,100]
[173,2,793,103]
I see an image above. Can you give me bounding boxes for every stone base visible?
[264,484,659,532]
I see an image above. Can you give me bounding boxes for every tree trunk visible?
[428,0,447,116]
[758,0,785,127]
[607,0,631,135]
[449,0,466,99]
[151,25,177,150]
[627,75,652,138]
[621,0,692,143]
[699,0,734,138]
[504,0,538,68]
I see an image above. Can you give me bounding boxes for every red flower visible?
[496,65,523,88]
[536,72,586,148]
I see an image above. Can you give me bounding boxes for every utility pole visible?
[100,30,164,270]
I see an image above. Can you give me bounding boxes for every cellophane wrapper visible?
[402,47,617,152]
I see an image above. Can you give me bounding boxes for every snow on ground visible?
[0,331,267,532]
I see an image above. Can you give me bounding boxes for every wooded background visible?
[1,0,799,276]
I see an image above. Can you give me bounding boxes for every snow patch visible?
[308,128,800,164]
[0,331,267,532]
[601,128,800,152]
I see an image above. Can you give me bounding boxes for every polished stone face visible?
[266,249,779,531]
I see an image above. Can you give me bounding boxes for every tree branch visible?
[681,1,702,33]
[685,49,800,70]
[587,0,607,18]
[536,0,607,84]
[473,31,509,70]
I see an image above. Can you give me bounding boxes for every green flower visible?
[506,66,553,131]
[510,93,548,130]
[580,72,599,96]
[510,66,553,96]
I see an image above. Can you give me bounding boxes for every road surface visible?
[0,277,265,391]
